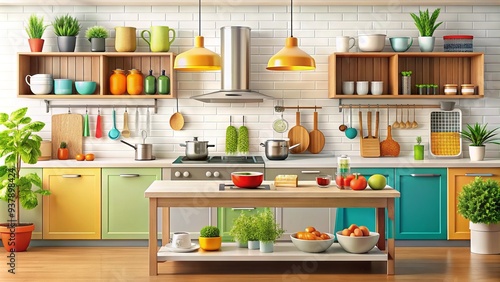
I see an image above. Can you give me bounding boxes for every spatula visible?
[95,108,102,139]
[121,108,131,138]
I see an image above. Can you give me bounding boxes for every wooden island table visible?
[145,181,400,276]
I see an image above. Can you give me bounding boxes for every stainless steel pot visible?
[180,137,215,160]
[260,139,300,160]
[121,140,155,160]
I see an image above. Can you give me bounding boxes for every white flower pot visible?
[259,241,274,253]
[247,240,259,250]
[469,146,485,161]
[418,36,435,52]
[469,222,500,254]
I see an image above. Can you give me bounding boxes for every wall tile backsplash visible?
[1,4,499,159]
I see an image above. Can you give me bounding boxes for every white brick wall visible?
[1,4,499,159]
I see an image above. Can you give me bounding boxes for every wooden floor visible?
[1,246,499,281]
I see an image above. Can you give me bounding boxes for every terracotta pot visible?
[0,223,35,252]
[28,38,44,52]
[198,236,221,251]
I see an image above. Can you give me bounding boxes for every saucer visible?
[164,243,199,253]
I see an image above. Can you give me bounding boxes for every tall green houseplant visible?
[460,123,500,161]
[25,14,48,52]
[409,8,443,52]
[52,14,81,52]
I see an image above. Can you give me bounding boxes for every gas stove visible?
[171,155,265,180]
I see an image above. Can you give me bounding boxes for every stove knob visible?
[174,171,181,178]
[213,171,220,178]
[183,171,190,178]
[205,171,212,177]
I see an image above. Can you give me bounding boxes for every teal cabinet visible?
[395,168,447,239]
[218,207,270,242]
[102,168,161,239]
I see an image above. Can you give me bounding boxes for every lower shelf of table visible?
[157,242,387,262]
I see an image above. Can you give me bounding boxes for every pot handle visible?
[260,143,265,147]
[289,143,300,150]
[179,143,186,147]
[208,144,215,148]
[120,140,137,150]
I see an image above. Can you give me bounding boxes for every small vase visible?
[57,36,77,52]
[418,36,435,52]
[414,145,424,160]
[401,76,411,94]
[248,240,259,250]
[236,240,248,248]
[259,241,274,253]
[90,38,105,52]
[469,145,485,161]
[28,38,44,52]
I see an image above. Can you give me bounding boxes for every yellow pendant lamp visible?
[267,0,316,71]
[174,0,221,71]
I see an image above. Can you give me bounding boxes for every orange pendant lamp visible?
[174,0,221,71]
[267,0,316,71]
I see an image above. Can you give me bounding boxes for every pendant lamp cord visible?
[198,0,202,36]
[290,0,293,37]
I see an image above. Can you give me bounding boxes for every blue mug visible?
[389,37,413,52]
[54,79,73,95]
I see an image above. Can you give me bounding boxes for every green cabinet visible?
[102,168,161,239]
[395,168,447,239]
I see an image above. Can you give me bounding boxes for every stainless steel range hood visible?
[191,26,272,103]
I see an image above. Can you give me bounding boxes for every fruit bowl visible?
[231,172,264,188]
[290,233,335,253]
[335,231,380,253]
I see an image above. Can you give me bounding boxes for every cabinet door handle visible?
[119,174,140,178]
[301,171,321,174]
[410,174,440,177]
[62,174,81,178]
[465,173,494,177]
[232,208,255,211]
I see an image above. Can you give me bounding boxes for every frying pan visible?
[288,110,310,154]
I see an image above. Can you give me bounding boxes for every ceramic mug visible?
[356,81,369,95]
[25,74,53,94]
[172,232,191,249]
[390,37,413,52]
[115,26,137,52]
[336,36,356,52]
[342,81,355,94]
[141,26,176,52]
[370,81,383,95]
[54,79,73,95]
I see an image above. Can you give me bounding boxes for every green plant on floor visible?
[200,226,220,237]
[52,14,81,36]
[460,123,500,147]
[409,8,443,37]
[85,25,109,40]
[457,177,500,224]
[254,208,285,243]
[0,107,51,225]
[25,14,48,39]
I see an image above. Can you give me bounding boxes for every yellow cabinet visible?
[447,168,500,240]
[43,168,101,239]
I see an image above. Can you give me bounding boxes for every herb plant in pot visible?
[198,225,221,251]
[0,107,51,252]
[25,14,48,52]
[401,71,412,94]
[414,136,424,160]
[460,123,500,161]
[85,25,108,52]
[410,8,443,52]
[229,211,253,248]
[52,14,81,52]
[255,208,285,253]
[457,177,500,254]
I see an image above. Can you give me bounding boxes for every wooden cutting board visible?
[308,111,325,154]
[288,111,310,154]
[51,113,83,159]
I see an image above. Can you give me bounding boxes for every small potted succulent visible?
[410,8,443,52]
[401,71,412,94]
[460,123,500,161]
[25,14,48,52]
[198,225,221,251]
[254,208,285,253]
[52,14,81,52]
[414,136,424,160]
[85,25,108,52]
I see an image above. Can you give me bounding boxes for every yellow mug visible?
[115,26,137,52]
[141,26,176,52]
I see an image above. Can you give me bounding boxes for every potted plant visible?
[254,208,285,253]
[0,107,51,252]
[457,177,500,254]
[25,14,48,52]
[460,123,500,161]
[85,25,108,52]
[401,70,412,94]
[410,8,443,52]
[198,225,221,251]
[229,211,253,248]
[414,136,424,160]
[52,14,81,52]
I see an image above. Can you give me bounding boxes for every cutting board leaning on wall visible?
[51,113,83,159]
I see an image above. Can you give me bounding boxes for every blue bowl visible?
[75,81,96,95]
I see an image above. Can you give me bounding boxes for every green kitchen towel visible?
[225,116,238,155]
[238,116,249,154]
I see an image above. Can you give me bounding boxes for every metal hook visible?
[67,105,71,113]
[85,105,88,114]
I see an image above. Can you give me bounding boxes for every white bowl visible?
[358,34,386,52]
[335,231,380,253]
[290,233,335,253]
[30,83,53,95]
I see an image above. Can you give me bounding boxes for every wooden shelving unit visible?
[18,52,176,98]
[328,52,484,99]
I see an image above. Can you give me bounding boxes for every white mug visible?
[356,81,369,95]
[172,231,191,249]
[342,81,355,94]
[370,81,384,95]
[336,36,356,52]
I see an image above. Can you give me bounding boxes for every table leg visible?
[162,207,171,245]
[376,207,386,251]
[387,198,396,275]
[149,198,158,276]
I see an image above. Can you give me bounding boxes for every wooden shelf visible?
[328,52,484,99]
[157,242,387,262]
[18,52,175,98]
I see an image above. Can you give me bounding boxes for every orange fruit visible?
[359,226,370,236]
[75,154,85,161]
[348,224,358,233]
[296,232,306,239]
[320,233,331,240]
[304,232,317,240]
[341,228,351,236]
[85,153,95,161]
[353,228,363,237]
[305,226,316,233]
[312,230,321,237]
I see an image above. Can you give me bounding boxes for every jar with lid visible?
[444,84,458,95]
[127,69,144,95]
[461,84,475,95]
[337,155,351,176]
[110,69,127,95]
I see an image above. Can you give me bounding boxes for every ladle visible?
[412,106,418,128]
[392,106,400,129]
[345,105,357,139]
[399,106,405,128]
[405,107,411,129]
[121,107,131,138]
[169,96,185,131]
[108,108,121,140]
[339,107,347,132]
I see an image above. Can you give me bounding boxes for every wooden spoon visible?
[405,107,411,129]
[170,96,184,131]
[412,107,418,128]
[309,111,325,154]
[121,108,131,138]
[339,108,347,132]
[392,106,400,129]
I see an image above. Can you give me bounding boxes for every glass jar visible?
[127,69,144,95]
[444,84,458,95]
[109,69,127,95]
[144,69,156,94]
[337,155,350,176]
[461,84,475,95]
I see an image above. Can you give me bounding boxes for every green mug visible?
[141,26,176,52]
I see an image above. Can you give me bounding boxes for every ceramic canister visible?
[115,27,137,52]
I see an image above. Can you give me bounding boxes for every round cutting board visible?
[288,111,310,154]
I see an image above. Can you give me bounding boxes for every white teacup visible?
[371,81,383,95]
[172,232,191,249]
[356,81,369,95]
[342,81,355,94]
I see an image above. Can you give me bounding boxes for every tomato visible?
[312,230,321,237]
[58,148,69,160]
[350,173,367,190]
[304,232,317,240]
[320,233,331,240]
[344,174,355,187]
[336,174,355,188]
[296,232,307,239]
[305,226,316,233]
[335,175,345,188]
[85,153,95,161]
[75,154,85,161]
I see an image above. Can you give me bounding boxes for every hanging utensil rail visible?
[338,104,440,112]
[274,105,323,112]
[43,99,158,113]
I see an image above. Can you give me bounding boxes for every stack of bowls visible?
[25,74,53,95]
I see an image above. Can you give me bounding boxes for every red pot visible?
[231,172,264,188]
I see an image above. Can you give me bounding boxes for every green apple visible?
[368,174,387,190]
